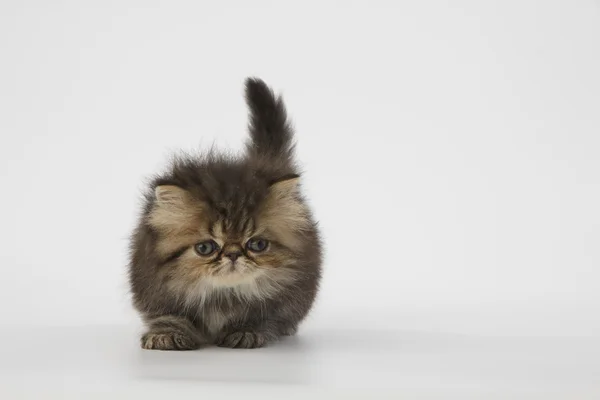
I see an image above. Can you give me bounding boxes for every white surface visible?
[1,325,599,398]
[1,0,599,397]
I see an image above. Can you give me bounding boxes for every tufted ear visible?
[154,185,189,207]
[268,175,300,199]
[259,175,310,250]
[149,185,204,232]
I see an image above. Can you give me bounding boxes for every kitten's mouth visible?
[215,260,253,275]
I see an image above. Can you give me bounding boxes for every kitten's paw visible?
[141,331,198,351]
[218,331,268,349]
[282,325,297,336]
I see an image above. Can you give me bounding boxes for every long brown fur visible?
[128,78,322,350]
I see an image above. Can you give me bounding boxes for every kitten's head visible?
[148,171,314,287]
[138,78,320,292]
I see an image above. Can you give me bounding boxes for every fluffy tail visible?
[244,77,294,160]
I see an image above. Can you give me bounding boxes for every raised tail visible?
[244,77,295,161]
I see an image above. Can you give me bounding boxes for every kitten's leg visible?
[217,320,296,349]
[141,315,203,351]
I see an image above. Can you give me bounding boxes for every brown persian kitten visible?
[128,78,322,350]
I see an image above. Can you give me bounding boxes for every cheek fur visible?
[166,251,216,281]
[250,247,297,268]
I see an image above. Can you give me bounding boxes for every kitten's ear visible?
[268,175,300,199]
[149,185,203,232]
[244,77,295,161]
[259,175,309,250]
[154,185,189,206]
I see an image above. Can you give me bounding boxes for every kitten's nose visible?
[225,251,241,262]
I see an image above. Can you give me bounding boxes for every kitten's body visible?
[128,78,322,350]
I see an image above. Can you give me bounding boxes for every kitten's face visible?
[168,217,297,286]
[147,177,309,287]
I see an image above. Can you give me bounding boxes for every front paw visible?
[218,331,267,349]
[141,331,198,351]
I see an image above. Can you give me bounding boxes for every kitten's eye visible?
[246,238,269,253]
[194,240,219,256]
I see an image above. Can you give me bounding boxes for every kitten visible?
[128,78,322,350]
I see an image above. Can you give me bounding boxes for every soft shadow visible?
[133,334,318,384]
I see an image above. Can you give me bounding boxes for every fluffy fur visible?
[128,78,322,350]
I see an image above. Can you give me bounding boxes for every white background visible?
[1,0,599,397]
